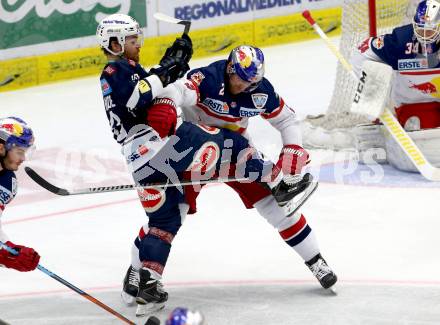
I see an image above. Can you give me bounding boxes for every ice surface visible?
[1,39,440,325]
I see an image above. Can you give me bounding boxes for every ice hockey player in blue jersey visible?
[0,117,40,272]
[96,16,316,316]
[351,0,440,171]
[125,45,337,302]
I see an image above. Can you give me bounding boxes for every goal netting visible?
[302,0,418,150]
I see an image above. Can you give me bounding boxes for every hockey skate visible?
[305,253,337,290]
[272,173,318,216]
[135,268,168,317]
[121,265,139,306]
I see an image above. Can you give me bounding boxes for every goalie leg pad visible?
[353,123,387,164]
[385,127,440,172]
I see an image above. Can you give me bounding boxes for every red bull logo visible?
[237,49,252,68]
[410,76,440,97]
[1,122,23,136]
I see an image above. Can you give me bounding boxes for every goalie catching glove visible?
[0,241,40,272]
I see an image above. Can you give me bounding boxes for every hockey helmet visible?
[0,117,34,152]
[227,45,265,92]
[96,14,143,56]
[413,0,440,44]
[165,307,204,325]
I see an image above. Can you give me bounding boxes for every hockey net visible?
[302,0,417,150]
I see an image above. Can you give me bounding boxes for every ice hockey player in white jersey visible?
[0,117,40,272]
[123,45,337,304]
[351,0,440,172]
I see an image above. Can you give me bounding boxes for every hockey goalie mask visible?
[413,0,440,45]
[96,14,144,56]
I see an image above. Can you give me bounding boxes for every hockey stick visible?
[302,10,440,181]
[153,13,191,34]
[0,241,137,325]
[24,166,248,196]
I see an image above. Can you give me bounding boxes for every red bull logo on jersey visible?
[410,76,440,97]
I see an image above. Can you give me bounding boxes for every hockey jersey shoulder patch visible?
[372,36,385,49]
[104,65,117,75]
[251,93,268,109]
[100,78,112,96]
[190,71,205,86]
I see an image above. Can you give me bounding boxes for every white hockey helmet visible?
[96,14,143,56]
[413,0,440,45]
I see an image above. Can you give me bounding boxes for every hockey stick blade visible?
[154,13,191,34]
[25,166,249,196]
[284,181,318,217]
[25,166,70,195]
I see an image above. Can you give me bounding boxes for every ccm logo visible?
[353,70,367,103]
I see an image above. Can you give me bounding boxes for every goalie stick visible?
[0,241,138,325]
[302,10,440,182]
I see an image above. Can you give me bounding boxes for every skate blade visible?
[136,302,165,317]
[284,181,318,216]
[326,285,337,295]
[121,291,137,307]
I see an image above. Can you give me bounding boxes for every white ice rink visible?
[1,39,440,325]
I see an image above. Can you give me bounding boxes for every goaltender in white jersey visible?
[351,0,440,172]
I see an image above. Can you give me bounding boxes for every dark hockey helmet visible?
[413,0,440,45]
[227,45,265,92]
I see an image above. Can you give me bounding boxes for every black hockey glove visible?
[163,33,193,63]
[150,56,190,87]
